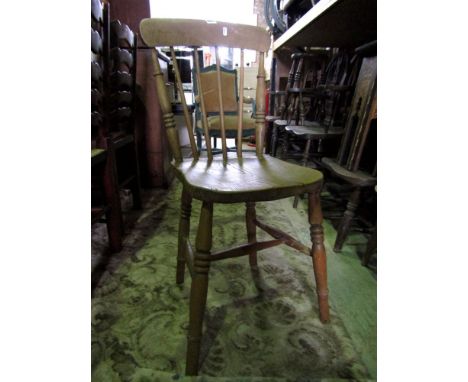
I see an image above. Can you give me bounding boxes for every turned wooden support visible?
[246,202,258,269]
[151,50,182,163]
[308,190,330,323]
[334,187,361,252]
[186,201,213,376]
[362,225,377,266]
[255,53,266,157]
[293,137,312,209]
[177,188,192,284]
[271,124,279,157]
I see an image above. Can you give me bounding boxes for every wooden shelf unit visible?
[273,0,377,51]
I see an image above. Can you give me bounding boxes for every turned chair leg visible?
[177,188,192,284]
[271,124,278,156]
[103,145,123,253]
[308,190,330,323]
[334,187,361,252]
[245,202,258,269]
[186,201,213,376]
[362,225,377,267]
[293,137,312,208]
[281,129,289,160]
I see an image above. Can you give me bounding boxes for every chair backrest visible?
[91,0,109,149]
[336,52,377,173]
[108,20,137,136]
[139,18,271,162]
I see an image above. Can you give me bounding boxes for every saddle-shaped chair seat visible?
[173,154,323,203]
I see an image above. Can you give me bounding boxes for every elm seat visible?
[173,154,323,203]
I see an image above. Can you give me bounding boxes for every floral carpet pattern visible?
[92,182,370,382]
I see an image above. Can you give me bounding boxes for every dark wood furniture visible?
[321,43,377,252]
[140,18,330,376]
[108,20,142,209]
[91,0,123,253]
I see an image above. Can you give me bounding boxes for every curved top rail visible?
[140,18,271,52]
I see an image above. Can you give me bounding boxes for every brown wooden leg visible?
[362,225,377,266]
[103,143,123,253]
[308,190,330,323]
[271,124,278,156]
[131,142,142,210]
[334,187,361,252]
[293,137,312,208]
[186,201,213,376]
[177,188,192,284]
[245,202,258,269]
[281,129,289,160]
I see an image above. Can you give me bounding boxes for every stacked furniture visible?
[271,0,377,251]
[322,41,377,252]
[108,20,142,209]
[91,0,142,253]
[91,0,123,253]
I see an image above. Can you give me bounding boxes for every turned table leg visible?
[177,188,192,284]
[308,190,330,323]
[186,201,213,376]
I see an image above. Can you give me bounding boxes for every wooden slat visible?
[215,46,228,161]
[193,47,213,160]
[210,239,283,261]
[237,49,244,159]
[140,18,271,52]
[254,218,310,256]
[170,47,199,159]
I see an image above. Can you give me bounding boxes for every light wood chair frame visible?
[140,18,330,376]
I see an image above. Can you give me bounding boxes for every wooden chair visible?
[268,50,329,156]
[140,18,330,376]
[193,64,256,153]
[283,51,356,208]
[321,41,377,252]
[108,20,142,210]
[91,0,123,253]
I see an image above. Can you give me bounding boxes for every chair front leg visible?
[186,201,213,376]
[308,190,330,323]
[246,202,258,269]
[177,188,192,284]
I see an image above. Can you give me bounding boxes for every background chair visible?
[321,41,377,252]
[140,18,330,376]
[193,64,256,153]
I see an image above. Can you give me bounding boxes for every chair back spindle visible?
[170,47,199,160]
[237,49,245,159]
[192,47,213,160]
[255,52,266,157]
[151,49,183,163]
[214,46,228,161]
[140,18,271,163]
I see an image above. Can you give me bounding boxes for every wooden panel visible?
[273,0,376,50]
[140,18,271,52]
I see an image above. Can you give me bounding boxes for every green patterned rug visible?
[92,181,372,381]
